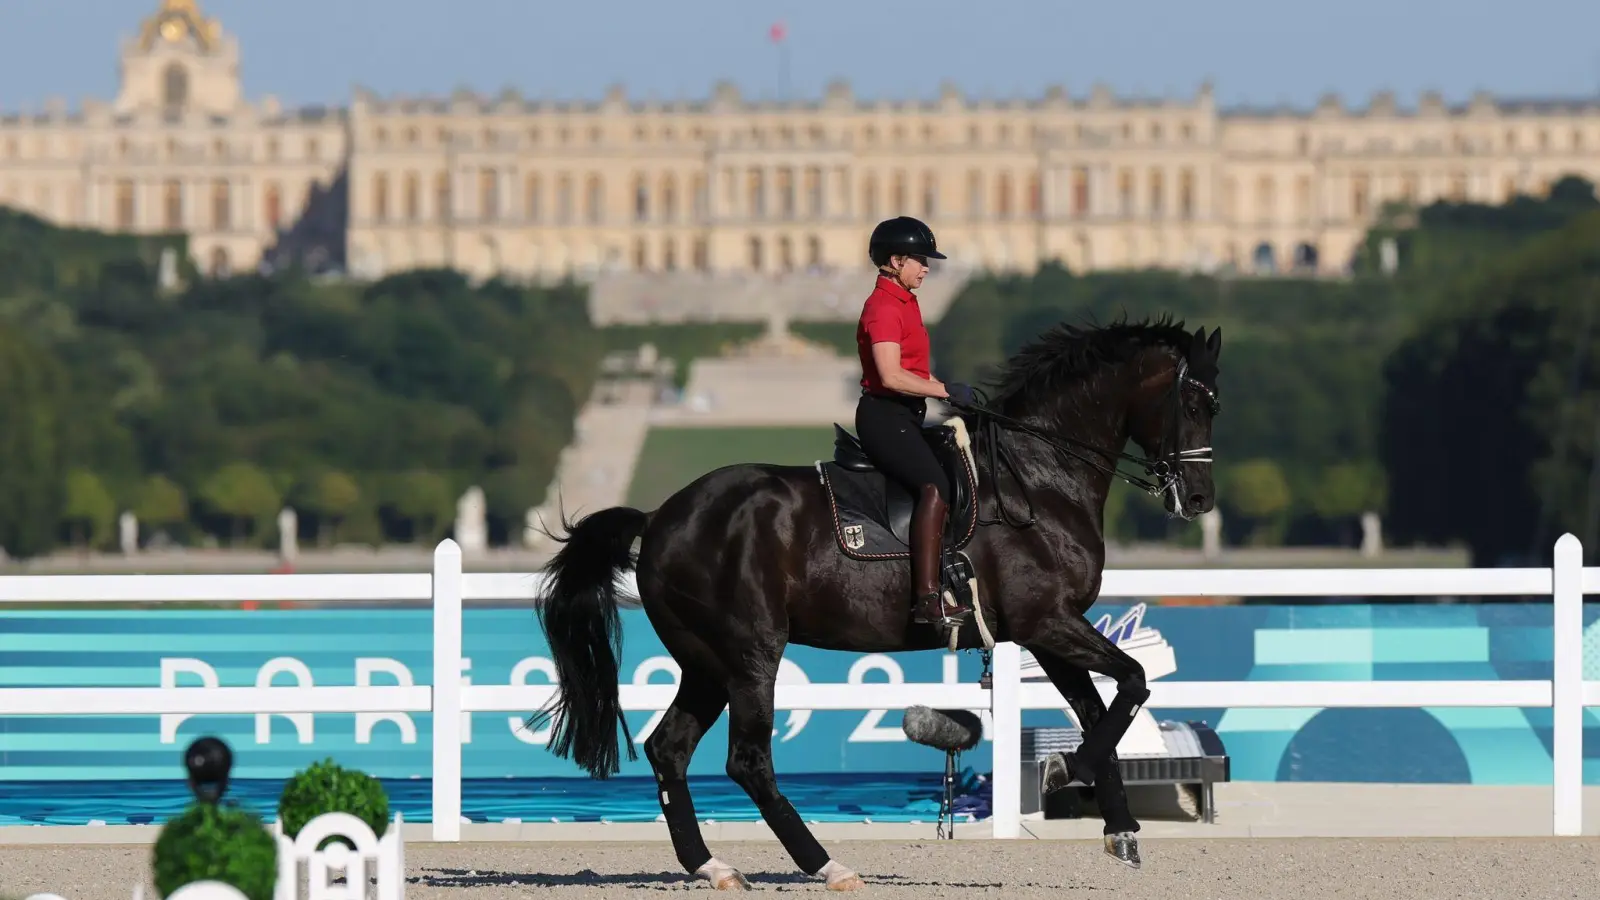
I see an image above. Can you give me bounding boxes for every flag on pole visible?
[770,21,787,43]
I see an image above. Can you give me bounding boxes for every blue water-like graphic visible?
[0,772,993,827]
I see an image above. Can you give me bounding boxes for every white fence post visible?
[431,539,464,841]
[989,642,1023,838]
[1552,533,1583,836]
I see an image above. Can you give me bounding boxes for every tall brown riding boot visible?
[910,485,971,625]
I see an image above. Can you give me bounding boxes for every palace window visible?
[212,179,231,230]
[162,63,188,112]
[372,173,389,222]
[264,182,282,229]
[163,180,183,229]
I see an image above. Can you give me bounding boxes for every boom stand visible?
[938,748,963,840]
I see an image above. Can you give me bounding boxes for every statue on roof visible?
[138,0,222,52]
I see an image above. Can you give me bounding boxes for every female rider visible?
[854,216,977,627]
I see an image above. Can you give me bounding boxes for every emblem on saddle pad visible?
[842,525,865,550]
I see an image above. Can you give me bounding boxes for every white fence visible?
[0,534,1595,841]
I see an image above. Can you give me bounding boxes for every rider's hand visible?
[944,382,978,407]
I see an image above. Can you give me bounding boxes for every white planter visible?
[272,811,406,900]
[117,812,405,900]
[167,884,252,900]
[126,881,251,900]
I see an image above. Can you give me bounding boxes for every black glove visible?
[944,382,978,407]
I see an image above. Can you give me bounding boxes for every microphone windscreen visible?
[902,705,983,752]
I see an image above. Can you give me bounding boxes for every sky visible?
[2,0,1599,112]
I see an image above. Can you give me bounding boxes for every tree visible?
[62,469,116,549]
[0,209,605,551]
[1222,459,1292,545]
[199,462,282,545]
[0,327,66,559]
[133,474,189,535]
[1308,461,1388,520]
[298,469,361,545]
[1380,210,1600,565]
[1307,461,1388,547]
[385,470,455,542]
[481,466,550,542]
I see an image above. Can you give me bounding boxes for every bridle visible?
[951,356,1219,528]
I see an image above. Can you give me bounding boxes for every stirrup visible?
[913,591,971,626]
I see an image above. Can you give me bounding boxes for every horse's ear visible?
[1207,327,1223,356]
[1192,326,1208,356]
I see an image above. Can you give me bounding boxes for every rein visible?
[951,358,1219,529]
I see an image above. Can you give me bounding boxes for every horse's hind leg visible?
[724,673,865,892]
[643,671,741,888]
[1024,646,1142,868]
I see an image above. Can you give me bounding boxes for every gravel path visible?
[4,838,1594,900]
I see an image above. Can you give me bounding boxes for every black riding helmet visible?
[868,216,947,267]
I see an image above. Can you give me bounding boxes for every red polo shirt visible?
[857,274,932,393]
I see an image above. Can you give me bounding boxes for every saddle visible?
[816,418,979,561]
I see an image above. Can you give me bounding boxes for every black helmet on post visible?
[868,216,947,267]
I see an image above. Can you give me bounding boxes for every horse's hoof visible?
[1103,832,1141,869]
[820,860,864,891]
[696,859,751,891]
[1040,752,1085,795]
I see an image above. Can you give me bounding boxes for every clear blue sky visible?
[3,0,1598,111]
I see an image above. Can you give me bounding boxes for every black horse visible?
[530,317,1222,891]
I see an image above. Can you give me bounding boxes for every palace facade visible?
[4,0,1600,282]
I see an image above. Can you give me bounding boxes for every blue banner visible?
[1,601,1597,789]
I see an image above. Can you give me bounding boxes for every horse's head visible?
[985,316,1223,522]
[1125,325,1223,520]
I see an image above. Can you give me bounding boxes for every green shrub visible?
[277,757,390,848]
[151,803,277,900]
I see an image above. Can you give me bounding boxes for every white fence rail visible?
[0,534,1594,841]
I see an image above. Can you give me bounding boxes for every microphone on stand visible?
[902,706,984,839]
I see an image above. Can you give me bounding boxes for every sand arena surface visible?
[3,837,1596,900]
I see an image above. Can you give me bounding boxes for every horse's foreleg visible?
[643,673,733,886]
[1023,616,1148,868]
[1023,646,1142,867]
[724,676,864,892]
[1027,614,1149,782]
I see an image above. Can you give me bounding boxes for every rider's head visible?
[869,216,946,291]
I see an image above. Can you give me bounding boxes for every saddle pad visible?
[817,442,980,562]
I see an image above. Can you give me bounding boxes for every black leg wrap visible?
[657,779,712,874]
[1097,752,1140,835]
[759,797,830,876]
[1071,686,1150,778]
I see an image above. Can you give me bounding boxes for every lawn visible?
[625,426,837,510]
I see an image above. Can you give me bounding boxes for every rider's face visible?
[891,255,929,289]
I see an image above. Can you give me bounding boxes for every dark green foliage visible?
[6,172,1596,560]
[0,327,68,558]
[277,757,390,848]
[1381,208,1600,565]
[0,207,605,555]
[150,803,277,900]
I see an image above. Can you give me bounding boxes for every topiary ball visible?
[277,757,390,850]
[151,802,277,900]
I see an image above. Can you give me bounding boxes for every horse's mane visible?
[986,313,1195,409]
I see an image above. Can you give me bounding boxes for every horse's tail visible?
[527,505,648,779]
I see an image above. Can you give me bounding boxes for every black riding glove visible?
[945,382,978,407]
